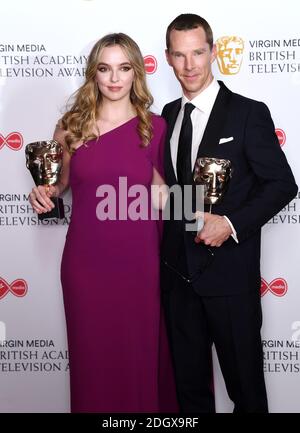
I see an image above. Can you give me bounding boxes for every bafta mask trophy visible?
[193,157,233,218]
[25,140,65,220]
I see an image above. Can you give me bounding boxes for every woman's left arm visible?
[151,167,169,210]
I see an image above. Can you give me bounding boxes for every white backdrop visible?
[0,0,299,413]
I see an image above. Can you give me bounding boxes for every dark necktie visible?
[176,102,195,187]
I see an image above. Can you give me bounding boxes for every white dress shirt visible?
[170,78,238,242]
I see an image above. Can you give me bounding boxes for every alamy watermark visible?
[95,177,205,232]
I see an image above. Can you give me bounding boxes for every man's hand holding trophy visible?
[193,157,233,247]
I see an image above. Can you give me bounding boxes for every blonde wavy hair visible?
[61,33,154,153]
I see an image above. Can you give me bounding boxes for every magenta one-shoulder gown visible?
[60,115,178,412]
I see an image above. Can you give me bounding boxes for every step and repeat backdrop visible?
[0,0,299,412]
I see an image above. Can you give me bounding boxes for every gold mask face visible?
[25,140,63,186]
[216,36,244,75]
[194,157,233,205]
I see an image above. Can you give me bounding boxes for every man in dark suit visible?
[161,13,298,413]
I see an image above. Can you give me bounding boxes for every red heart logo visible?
[144,55,157,74]
[275,128,286,147]
[0,132,23,151]
[261,277,287,297]
[0,277,28,300]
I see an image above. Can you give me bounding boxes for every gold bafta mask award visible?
[25,140,65,219]
[193,157,233,212]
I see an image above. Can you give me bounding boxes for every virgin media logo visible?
[0,132,23,151]
[0,277,28,300]
[261,277,288,297]
[144,55,157,74]
[275,128,286,147]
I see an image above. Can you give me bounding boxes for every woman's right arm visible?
[29,124,71,215]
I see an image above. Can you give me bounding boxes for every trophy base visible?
[38,197,65,220]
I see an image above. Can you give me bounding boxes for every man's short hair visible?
[166,13,214,51]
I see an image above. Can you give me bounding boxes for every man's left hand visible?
[195,212,232,247]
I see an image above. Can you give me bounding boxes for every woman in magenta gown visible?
[29,33,178,412]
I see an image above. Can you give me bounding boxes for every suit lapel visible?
[194,81,232,164]
[163,99,181,186]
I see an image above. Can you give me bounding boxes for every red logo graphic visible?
[275,129,286,147]
[261,277,287,297]
[144,55,157,74]
[0,277,28,300]
[0,132,23,151]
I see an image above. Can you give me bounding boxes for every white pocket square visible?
[219,136,234,144]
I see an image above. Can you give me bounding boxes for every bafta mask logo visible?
[216,36,244,75]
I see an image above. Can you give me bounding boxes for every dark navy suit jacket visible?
[161,81,298,296]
